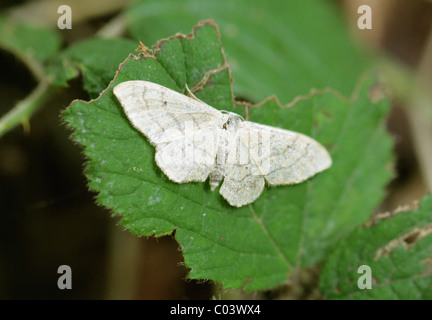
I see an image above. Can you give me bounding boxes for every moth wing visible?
[219,164,265,207]
[216,124,267,207]
[113,80,224,145]
[155,129,221,183]
[113,80,223,183]
[238,121,332,186]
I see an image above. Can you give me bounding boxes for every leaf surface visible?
[320,195,432,299]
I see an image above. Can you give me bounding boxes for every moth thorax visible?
[223,115,241,131]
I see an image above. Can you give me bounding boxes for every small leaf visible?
[320,195,432,300]
[0,15,61,63]
[46,38,138,97]
[64,21,394,290]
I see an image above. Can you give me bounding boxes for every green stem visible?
[0,80,54,136]
[376,38,432,190]
[375,55,432,121]
[0,48,55,137]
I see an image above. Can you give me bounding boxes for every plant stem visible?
[376,31,432,191]
[407,27,432,191]
[0,80,54,137]
[0,48,54,137]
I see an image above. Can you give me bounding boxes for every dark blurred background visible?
[0,0,431,299]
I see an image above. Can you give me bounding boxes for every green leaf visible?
[64,21,393,290]
[320,195,432,300]
[46,38,138,98]
[126,0,369,103]
[246,84,394,268]
[0,15,61,63]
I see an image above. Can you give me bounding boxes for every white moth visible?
[113,81,332,207]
